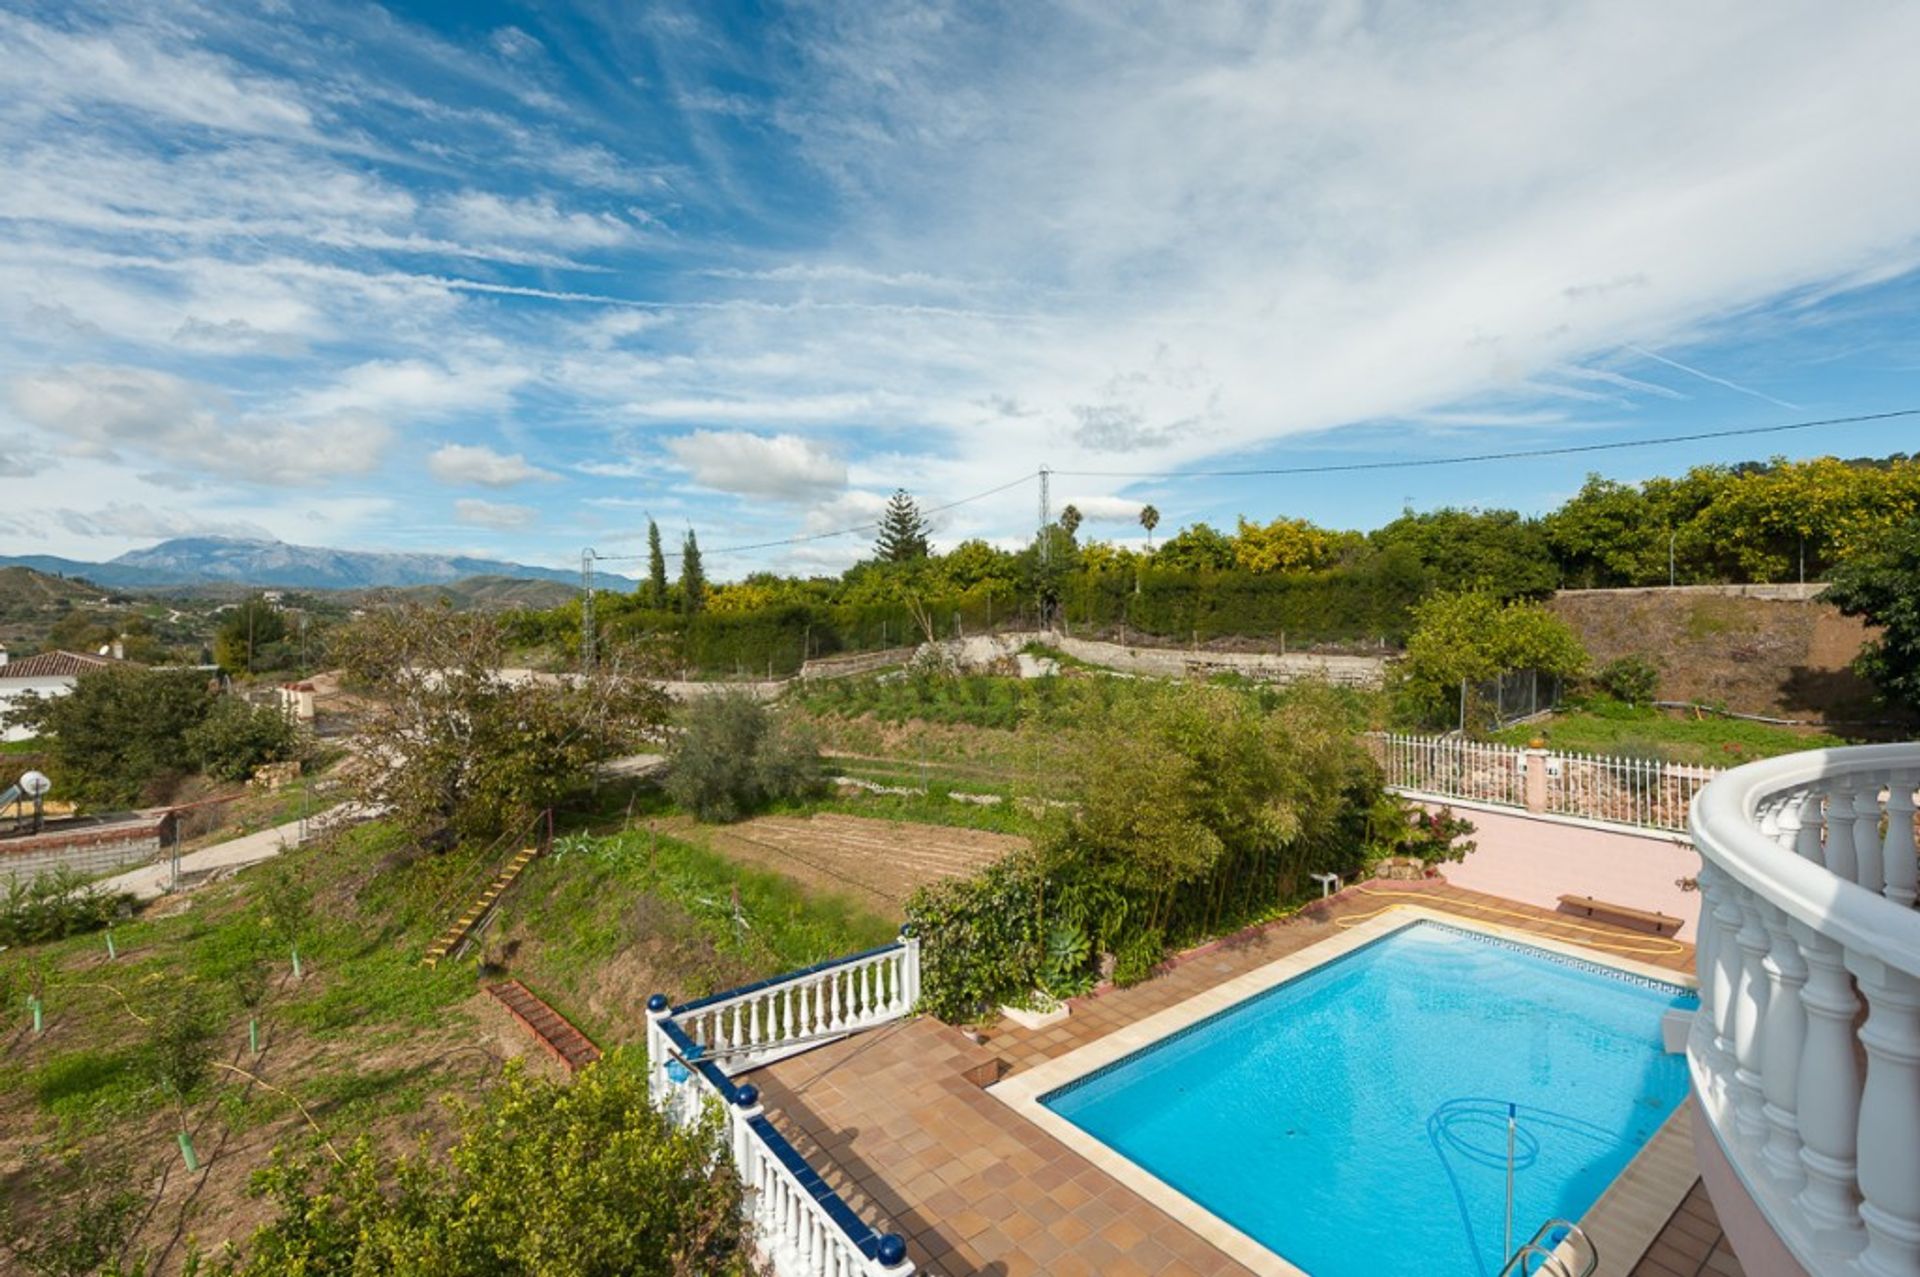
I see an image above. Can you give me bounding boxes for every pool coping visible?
[986,905,1699,1277]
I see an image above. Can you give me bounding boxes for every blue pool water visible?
[1042,922,1694,1277]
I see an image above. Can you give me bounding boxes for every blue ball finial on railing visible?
[734,1084,760,1107]
[646,993,668,1013]
[898,921,915,938]
[876,1234,907,1265]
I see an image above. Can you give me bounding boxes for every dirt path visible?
[644,812,1025,919]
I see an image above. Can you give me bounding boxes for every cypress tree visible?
[645,520,668,608]
[679,530,706,614]
[874,489,931,562]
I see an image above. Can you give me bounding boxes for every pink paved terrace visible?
[743,881,1732,1277]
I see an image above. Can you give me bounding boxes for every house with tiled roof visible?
[0,647,120,742]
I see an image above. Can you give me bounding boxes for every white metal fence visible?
[1543,749,1716,832]
[1367,732,1719,834]
[1371,733,1529,809]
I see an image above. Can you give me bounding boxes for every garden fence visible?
[1366,732,1718,835]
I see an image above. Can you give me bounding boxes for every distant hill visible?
[0,565,111,623]
[0,537,632,591]
[373,575,581,610]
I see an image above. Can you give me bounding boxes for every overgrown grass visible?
[499,827,898,1042]
[1490,698,1847,765]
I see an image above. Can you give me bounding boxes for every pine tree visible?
[874,489,930,562]
[644,520,668,608]
[679,530,706,614]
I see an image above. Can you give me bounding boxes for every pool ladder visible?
[1497,1219,1598,1277]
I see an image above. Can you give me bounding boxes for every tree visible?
[1057,504,1082,539]
[1152,522,1236,572]
[1368,508,1559,598]
[332,604,671,841]
[10,666,214,805]
[663,690,824,822]
[1822,520,1920,713]
[1138,504,1160,549]
[1231,516,1349,573]
[215,597,291,675]
[183,696,301,781]
[644,519,668,609]
[678,530,705,614]
[874,489,931,562]
[212,1051,756,1276]
[1397,589,1588,728]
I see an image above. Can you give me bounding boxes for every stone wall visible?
[0,814,169,884]
[928,630,1388,688]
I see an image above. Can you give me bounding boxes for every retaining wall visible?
[937,630,1388,688]
[1,814,169,883]
[1426,802,1702,940]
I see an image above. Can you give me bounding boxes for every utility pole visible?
[1037,466,1052,565]
[1669,528,1676,587]
[580,548,598,672]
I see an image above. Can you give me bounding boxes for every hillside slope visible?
[1549,586,1880,720]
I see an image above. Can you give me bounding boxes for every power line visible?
[1050,407,1920,479]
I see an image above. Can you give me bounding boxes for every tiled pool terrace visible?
[748,880,1734,1277]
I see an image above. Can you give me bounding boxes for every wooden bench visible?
[1556,893,1683,936]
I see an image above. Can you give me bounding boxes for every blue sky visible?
[1,1,1918,580]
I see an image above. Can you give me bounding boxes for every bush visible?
[0,870,126,947]
[1111,926,1164,988]
[906,853,1045,1021]
[213,1050,756,1276]
[184,696,301,781]
[9,667,214,806]
[1595,655,1661,706]
[664,691,824,823]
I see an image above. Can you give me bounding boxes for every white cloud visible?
[454,498,537,530]
[7,364,391,480]
[0,13,314,137]
[440,192,635,249]
[1062,495,1145,524]
[665,431,847,500]
[429,444,556,487]
[297,359,530,419]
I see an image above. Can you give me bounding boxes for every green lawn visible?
[1489,700,1846,766]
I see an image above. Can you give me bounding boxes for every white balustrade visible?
[643,935,923,1277]
[1689,743,1920,1277]
[671,938,919,1073]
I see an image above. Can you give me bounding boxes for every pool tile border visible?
[988,905,1699,1277]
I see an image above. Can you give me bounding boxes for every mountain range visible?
[0,537,630,591]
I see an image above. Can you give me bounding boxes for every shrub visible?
[184,696,301,782]
[212,1050,756,1276]
[0,870,126,947]
[8,667,214,806]
[906,853,1045,1021]
[1595,655,1661,706]
[664,691,824,823]
[1111,926,1165,988]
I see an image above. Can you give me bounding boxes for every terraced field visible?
[642,811,1025,918]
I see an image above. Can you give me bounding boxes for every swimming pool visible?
[1039,920,1695,1277]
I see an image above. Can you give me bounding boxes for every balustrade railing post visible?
[1790,921,1866,1247]
[1731,894,1773,1145]
[1845,955,1920,1277]
[1826,774,1859,882]
[1757,903,1809,1191]
[1884,771,1919,909]
[1854,770,1887,897]
[645,992,671,1106]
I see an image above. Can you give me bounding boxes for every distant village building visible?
[0,648,120,742]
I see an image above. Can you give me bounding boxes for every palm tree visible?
[1139,504,1160,549]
